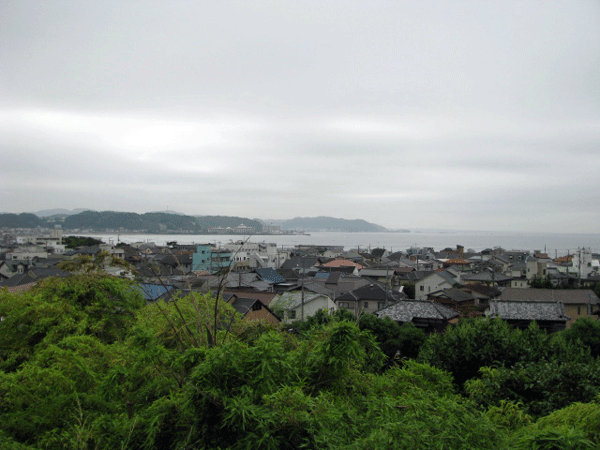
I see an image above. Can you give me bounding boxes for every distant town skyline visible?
[2,1,599,233]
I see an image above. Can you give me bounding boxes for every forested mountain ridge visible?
[0,211,263,233]
[1,211,389,233]
[0,213,45,228]
[61,211,264,233]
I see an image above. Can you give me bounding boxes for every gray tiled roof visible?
[436,270,458,285]
[429,287,474,302]
[359,268,392,277]
[498,288,600,305]
[486,300,568,322]
[303,282,335,297]
[462,272,512,283]
[376,300,458,322]
[255,268,286,284]
[337,282,405,302]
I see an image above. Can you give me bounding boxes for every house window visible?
[363,301,369,309]
[578,306,581,315]
[339,302,350,308]
[420,286,424,291]
[288,310,296,320]
[252,303,261,311]
[378,302,385,309]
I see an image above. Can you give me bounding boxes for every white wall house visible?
[9,245,49,260]
[415,271,457,300]
[270,292,337,323]
[525,257,548,281]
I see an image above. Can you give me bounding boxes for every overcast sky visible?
[1,1,599,233]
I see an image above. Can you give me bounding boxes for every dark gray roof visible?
[462,272,512,283]
[280,257,322,270]
[386,251,408,261]
[359,268,392,277]
[0,272,36,287]
[376,300,458,322]
[27,267,70,280]
[325,272,342,285]
[370,248,387,258]
[428,287,474,303]
[230,298,259,316]
[229,298,280,321]
[278,268,300,281]
[498,288,600,305]
[486,300,568,322]
[302,281,335,297]
[398,270,434,283]
[337,282,405,302]
[226,272,259,288]
[437,270,458,285]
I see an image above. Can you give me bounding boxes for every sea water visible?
[88,230,600,256]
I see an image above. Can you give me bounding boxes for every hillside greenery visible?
[63,235,104,248]
[1,274,599,449]
[60,211,264,233]
[0,213,44,228]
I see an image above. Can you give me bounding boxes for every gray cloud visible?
[1,1,599,232]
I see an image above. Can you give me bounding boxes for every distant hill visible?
[61,211,264,233]
[277,216,387,232]
[2,210,387,233]
[0,213,45,228]
[148,210,186,216]
[193,215,264,231]
[32,208,90,217]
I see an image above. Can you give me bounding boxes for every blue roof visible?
[137,283,174,301]
[255,268,286,284]
[314,272,331,279]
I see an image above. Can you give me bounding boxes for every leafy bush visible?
[0,275,144,371]
[533,398,600,444]
[418,318,590,390]
[465,359,600,417]
[359,315,426,362]
[418,318,527,387]
[562,317,600,358]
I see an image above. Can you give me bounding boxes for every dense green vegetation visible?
[0,213,44,228]
[61,211,264,233]
[1,274,599,449]
[0,211,266,233]
[63,235,104,249]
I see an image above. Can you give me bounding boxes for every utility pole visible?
[301,259,305,321]
[385,266,390,307]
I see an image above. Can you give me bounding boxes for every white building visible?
[17,229,64,253]
[572,247,596,279]
[223,241,290,270]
